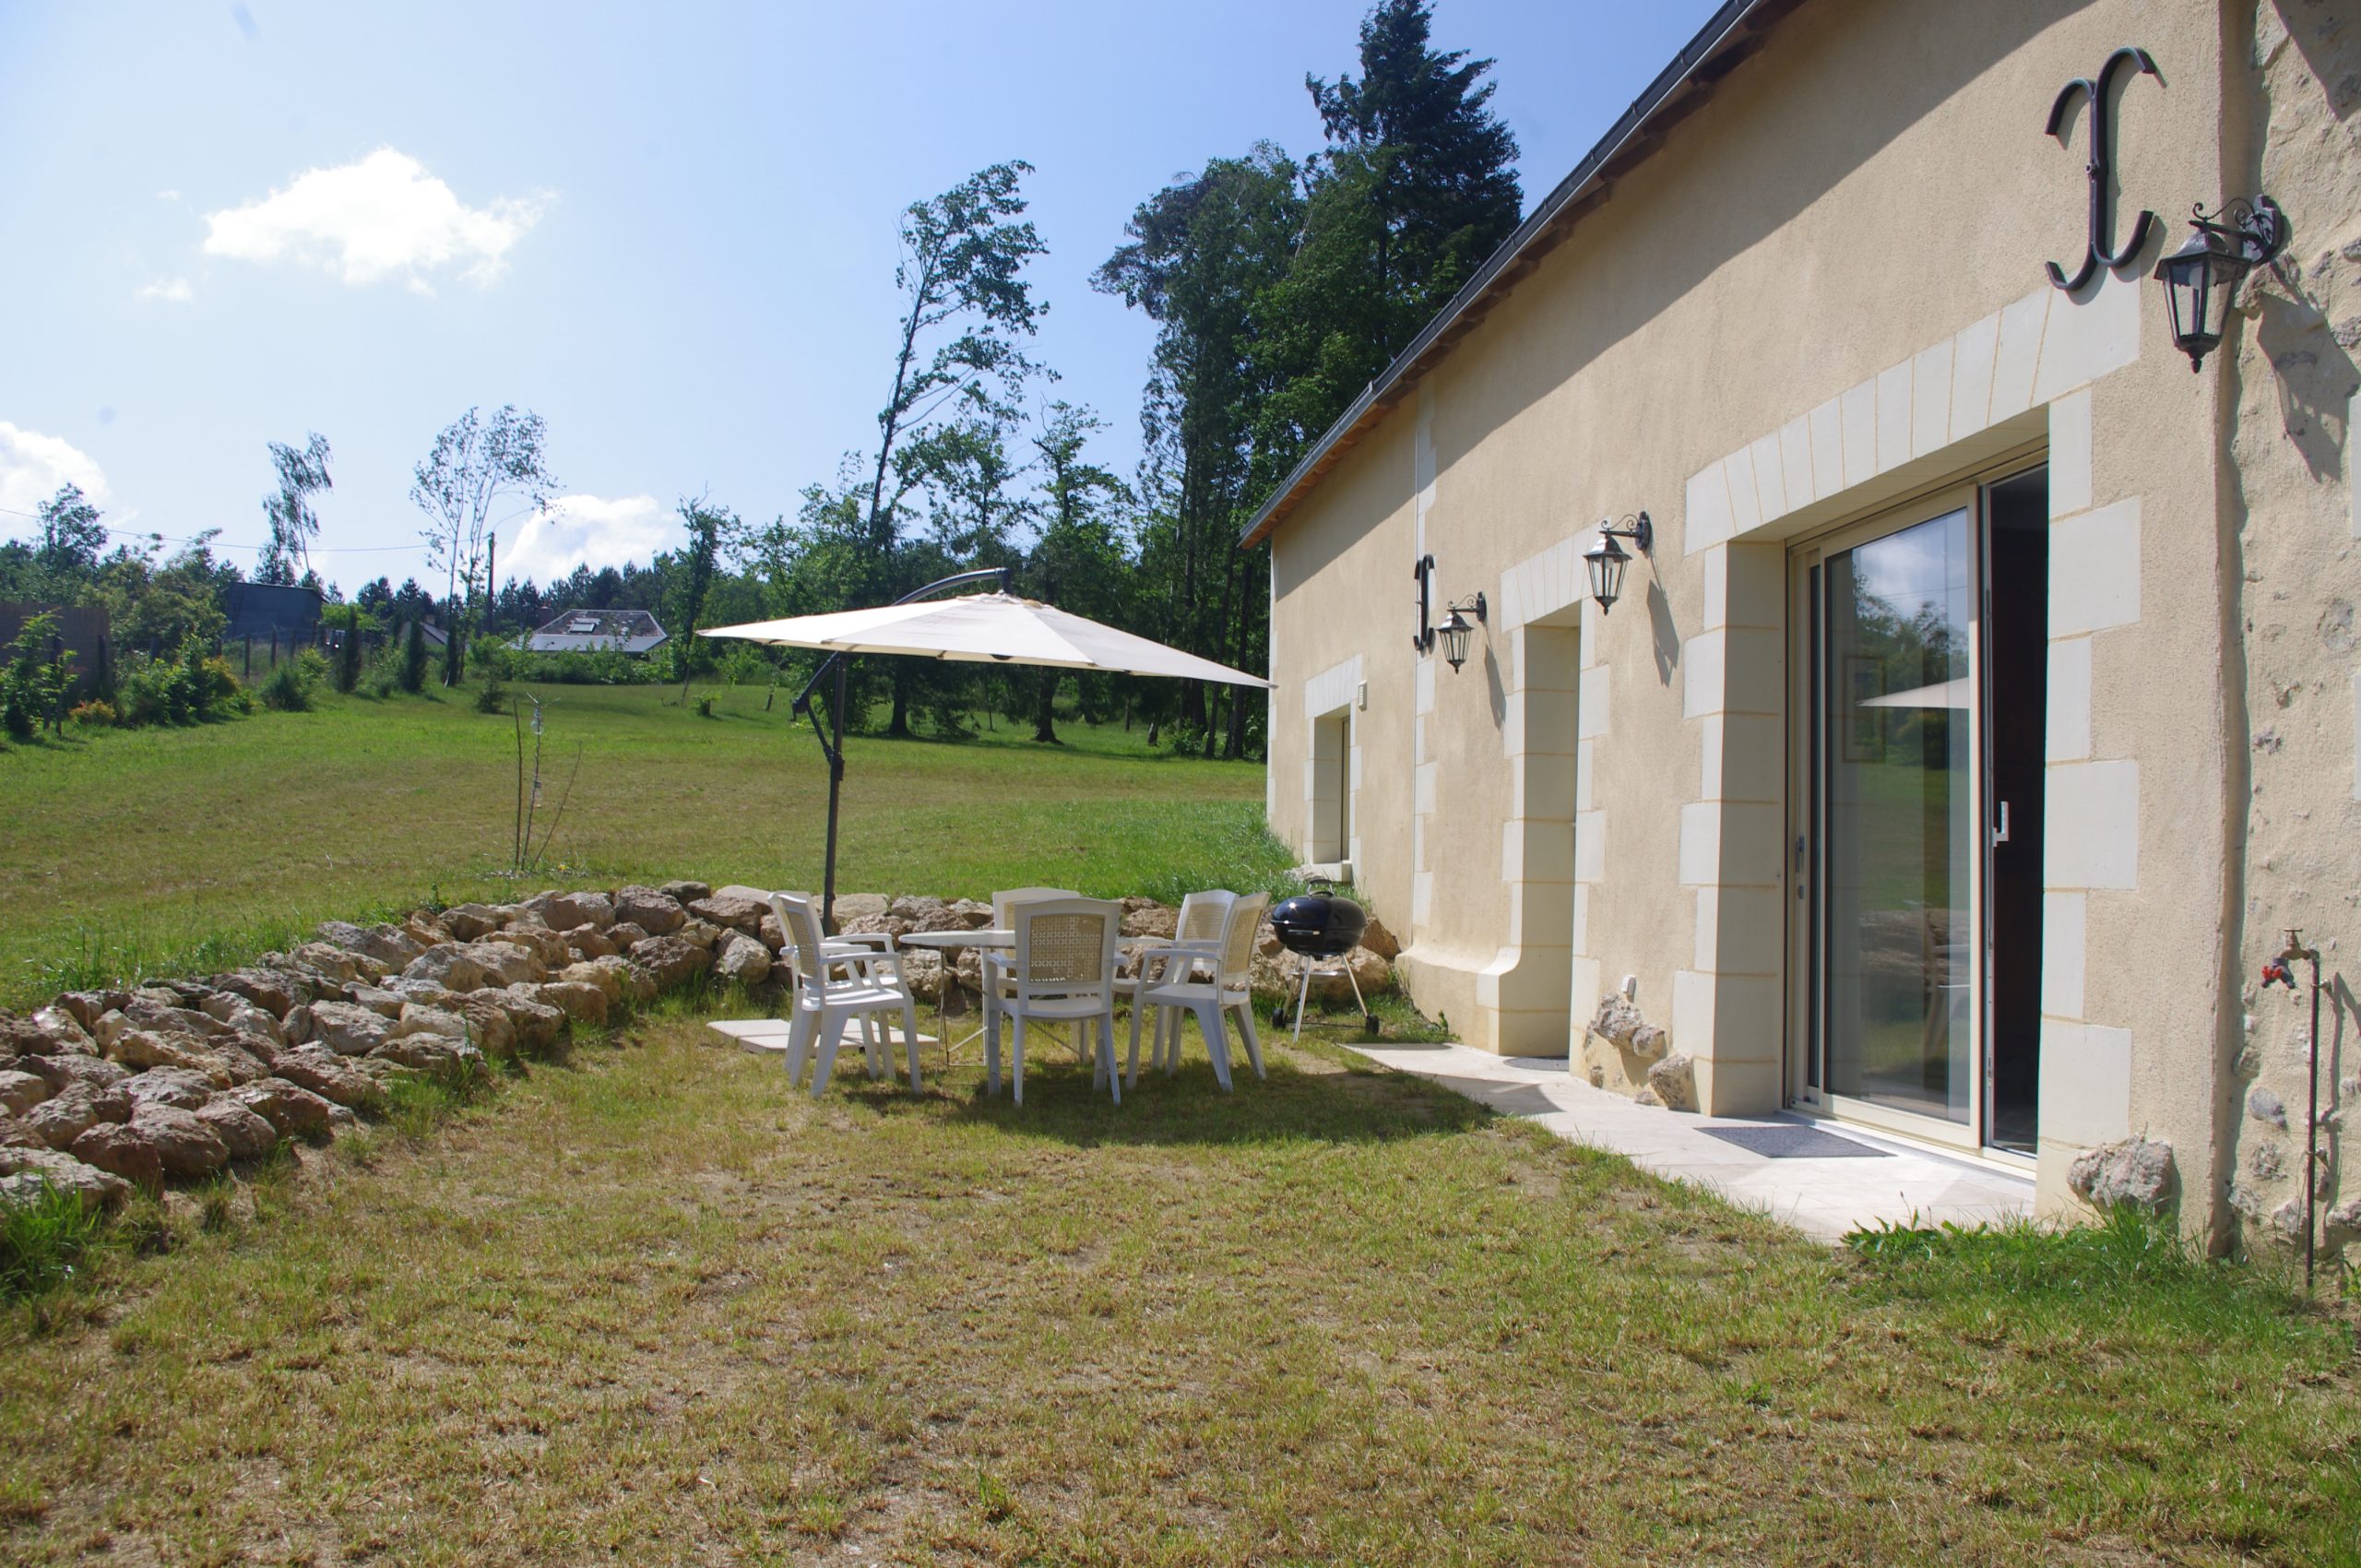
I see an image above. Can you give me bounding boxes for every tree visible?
[1258,0,1522,474]
[336,604,362,694]
[668,496,740,686]
[410,406,559,684]
[400,615,427,695]
[857,162,1050,736]
[1024,403,1127,742]
[256,433,333,586]
[35,484,107,583]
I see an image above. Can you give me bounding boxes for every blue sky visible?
[0,0,1720,595]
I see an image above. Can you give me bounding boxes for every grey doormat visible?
[1699,1124,1890,1159]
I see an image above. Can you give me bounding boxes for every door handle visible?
[1992,801,2011,847]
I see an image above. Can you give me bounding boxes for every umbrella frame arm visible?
[790,565,1010,928]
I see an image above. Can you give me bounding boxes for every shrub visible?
[0,611,73,740]
[474,671,508,715]
[195,654,243,715]
[116,653,194,727]
[335,608,362,695]
[67,699,116,728]
[694,694,715,719]
[259,651,326,714]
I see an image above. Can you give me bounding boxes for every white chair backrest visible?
[768,893,830,985]
[1174,889,1236,944]
[1011,897,1119,996]
[993,885,1081,929]
[1219,893,1271,986]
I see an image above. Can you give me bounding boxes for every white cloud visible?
[501,494,676,585]
[0,422,110,522]
[136,277,194,303]
[202,148,547,291]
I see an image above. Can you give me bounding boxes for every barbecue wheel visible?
[1364,1012,1381,1036]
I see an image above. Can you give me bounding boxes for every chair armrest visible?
[828,932,896,952]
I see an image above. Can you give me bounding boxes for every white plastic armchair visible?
[1114,889,1235,1075]
[1126,892,1269,1091]
[983,897,1122,1106]
[767,893,921,1097]
[981,885,1082,1014]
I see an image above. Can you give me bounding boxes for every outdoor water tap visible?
[2261,956,2297,992]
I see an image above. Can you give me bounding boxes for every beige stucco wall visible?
[1265,0,2357,1247]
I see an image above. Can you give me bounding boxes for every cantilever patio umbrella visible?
[702,568,1270,925]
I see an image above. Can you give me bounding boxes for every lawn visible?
[4,1010,2354,1565]
[0,683,1286,1008]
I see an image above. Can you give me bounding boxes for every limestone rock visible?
[1645,1053,1697,1111]
[289,941,383,985]
[402,944,488,993]
[948,898,995,931]
[123,1066,217,1111]
[900,948,945,1003]
[1587,1063,1607,1087]
[674,919,721,951]
[105,1028,231,1083]
[69,1122,163,1191]
[0,1069,47,1114]
[836,913,912,949]
[304,1001,395,1058]
[30,1005,97,1053]
[269,1046,388,1113]
[194,1098,279,1161]
[446,996,516,1059]
[0,1146,131,1214]
[1359,916,1401,961]
[401,912,455,949]
[212,968,306,1016]
[372,1034,486,1075]
[832,893,889,922]
[394,1004,471,1041]
[13,1052,129,1096]
[49,991,131,1032]
[2248,1087,2288,1128]
[493,990,567,1053]
[533,980,610,1026]
[316,920,427,970]
[230,1078,343,1141]
[2328,1195,2361,1235]
[612,886,686,934]
[2066,1136,2177,1214]
[526,889,613,932]
[344,986,408,1019]
[464,941,545,987]
[659,879,713,903]
[1630,1024,1669,1058]
[0,1114,42,1149]
[0,1014,87,1058]
[130,1102,232,1180]
[627,935,709,991]
[1632,1087,1665,1109]
[28,1082,131,1149]
[691,893,770,938]
[201,993,286,1044]
[438,903,508,941]
[715,932,772,987]
[606,921,650,949]
[1122,904,1179,940]
[888,894,948,927]
[1591,993,1645,1047]
[565,929,619,962]
[487,926,570,969]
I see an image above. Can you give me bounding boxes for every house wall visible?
[1265,0,2360,1246]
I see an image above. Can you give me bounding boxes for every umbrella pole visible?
[823,657,847,932]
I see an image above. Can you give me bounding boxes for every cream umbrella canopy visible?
[702,569,1269,924]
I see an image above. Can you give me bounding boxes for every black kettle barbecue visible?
[1267,879,1379,1037]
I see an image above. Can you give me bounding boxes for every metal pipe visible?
[2275,928,2323,1291]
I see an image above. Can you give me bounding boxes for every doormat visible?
[1699,1124,1889,1159]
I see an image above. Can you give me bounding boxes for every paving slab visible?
[1349,1042,2033,1242]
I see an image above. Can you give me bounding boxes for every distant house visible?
[221,583,324,645]
[0,601,112,699]
[523,608,667,656]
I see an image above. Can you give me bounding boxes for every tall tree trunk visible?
[888,666,912,739]
[1031,669,1059,743]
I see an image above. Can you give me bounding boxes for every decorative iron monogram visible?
[1411,553,1436,654]
[2045,46,2160,291]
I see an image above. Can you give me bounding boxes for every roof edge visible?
[1239,0,1801,550]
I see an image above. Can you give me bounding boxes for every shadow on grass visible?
[845,1049,1495,1148]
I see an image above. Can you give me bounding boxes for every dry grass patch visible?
[2,1006,2353,1564]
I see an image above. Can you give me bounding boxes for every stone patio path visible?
[1348,1042,2034,1241]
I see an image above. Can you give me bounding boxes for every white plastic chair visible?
[982,886,1082,1030]
[983,897,1122,1105]
[1127,892,1269,1091]
[1113,889,1235,1077]
[768,893,921,1097]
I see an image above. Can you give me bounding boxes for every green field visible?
[0,684,1287,1008]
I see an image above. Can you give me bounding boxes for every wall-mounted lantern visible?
[1583,512,1653,615]
[1437,593,1486,672]
[2153,197,2288,371]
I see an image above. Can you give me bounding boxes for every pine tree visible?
[401,618,427,695]
[336,605,361,694]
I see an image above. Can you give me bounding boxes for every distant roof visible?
[525,607,668,655]
[221,582,325,640]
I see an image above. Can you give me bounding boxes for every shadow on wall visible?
[2270,0,2360,125]
[2254,285,2358,488]
[1646,578,1682,687]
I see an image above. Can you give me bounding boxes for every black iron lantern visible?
[1584,512,1653,614]
[2153,197,2287,372]
[1437,593,1486,672]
